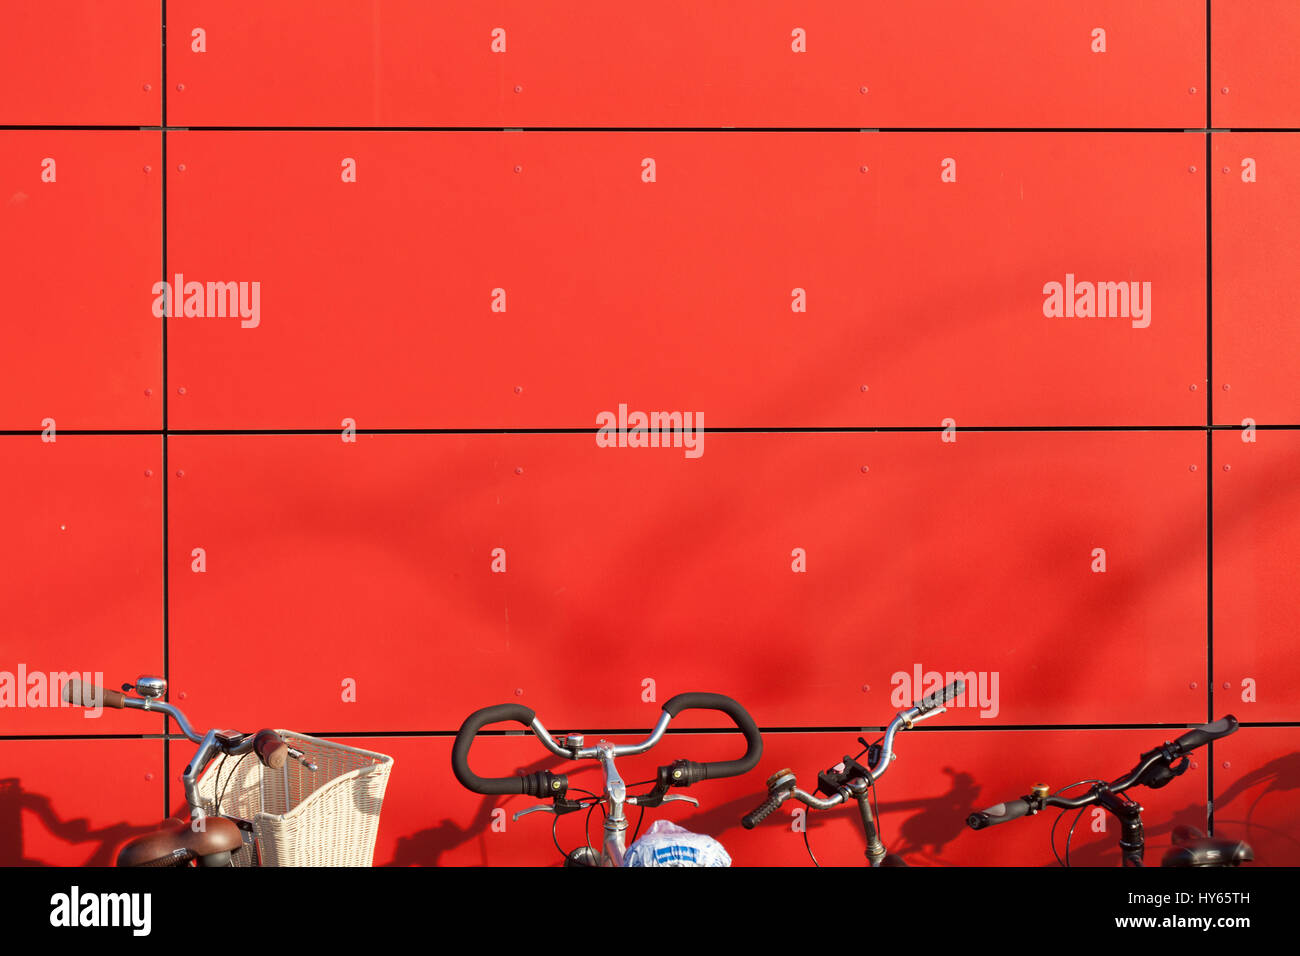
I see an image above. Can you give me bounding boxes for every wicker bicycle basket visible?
[193,732,393,867]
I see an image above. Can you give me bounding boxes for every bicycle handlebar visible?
[966,716,1240,831]
[742,681,966,830]
[253,728,289,770]
[61,678,125,709]
[659,692,763,782]
[451,693,763,797]
[966,797,1034,830]
[1172,716,1237,754]
[450,703,566,797]
[916,679,965,717]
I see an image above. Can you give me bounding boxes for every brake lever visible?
[287,746,318,772]
[512,803,557,821]
[512,796,587,822]
[660,794,699,808]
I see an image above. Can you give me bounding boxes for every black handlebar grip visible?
[660,692,763,781]
[253,729,288,770]
[451,703,539,795]
[966,797,1033,830]
[742,792,784,830]
[1172,715,1239,754]
[917,679,966,715]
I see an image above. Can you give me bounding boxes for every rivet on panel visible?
[515,467,524,475]
[145,773,154,782]
[860,465,870,474]
[1222,681,1232,689]
[142,83,152,92]
[860,384,869,392]
[514,85,522,93]
[1189,383,1197,390]
[859,86,869,94]
[1223,464,1231,472]
[1222,761,1231,769]
[178,692,187,700]
[514,386,522,394]
[144,469,153,478]
[1189,465,1198,472]
[514,688,524,696]
[860,165,869,173]
[1190,760,1198,770]
[1222,167,1230,174]
[144,388,152,397]
[1221,87,1230,94]
[1189,681,1198,689]
[60,525,66,531]
[177,164,186,172]
[861,684,870,692]
[514,165,522,173]
[1188,166,1197,173]
[176,83,185,92]
[1222,383,1231,391]
[143,165,152,174]
[177,386,187,395]
[175,470,185,478]
[1189,87,1197,94]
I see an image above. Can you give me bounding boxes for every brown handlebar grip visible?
[61,678,125,709]
[253,729,289,770]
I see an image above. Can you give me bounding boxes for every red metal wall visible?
[2,3,1296,867]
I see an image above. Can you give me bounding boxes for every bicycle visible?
[966,715,1253,867]
[62,675,393,867]
[740,679,966,866]
[451,692,763,866]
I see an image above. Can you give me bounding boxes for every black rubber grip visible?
[253,729,288,770]
[451,703,539,795]
[660,692,763,781]
[1173,715,1238,754]
[917,679,965,714]
[742,792,784,829]
[966,797,1033,830]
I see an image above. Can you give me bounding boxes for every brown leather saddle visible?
[117,815,246,867]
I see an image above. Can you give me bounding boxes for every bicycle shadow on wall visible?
[1213,751,1300,865]
[384,755,565,867]
[0,778,156,867]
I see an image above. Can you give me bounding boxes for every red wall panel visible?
[0,437,163,735]
[1212,133,1300,426]
[0,131,162,429]
[167,431,1205,734]
[0,739,164,867]
[166,131,1203,429]
[0,1,160,125]
[1213,430,1300,722]
[1211,1,1300,128]
[165,1,1202,128]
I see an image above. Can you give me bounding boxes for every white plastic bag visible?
[622,819,732,867]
